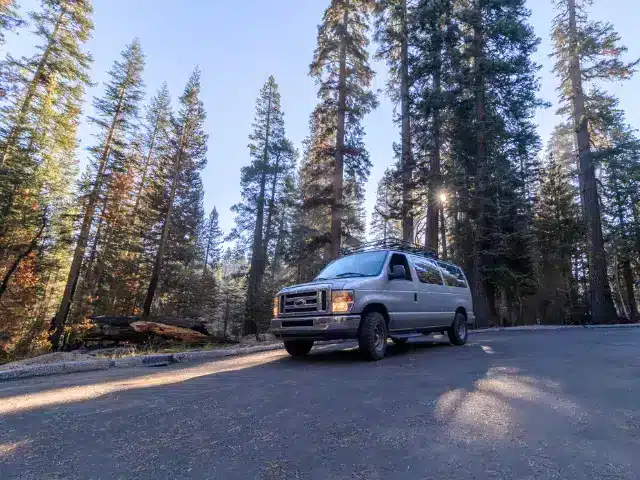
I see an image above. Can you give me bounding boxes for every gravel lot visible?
[1,329,639,479]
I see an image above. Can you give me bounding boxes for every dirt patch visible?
[0,351,96,371]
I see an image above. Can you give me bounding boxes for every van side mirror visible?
[389,265,406,280]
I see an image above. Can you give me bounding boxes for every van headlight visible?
[331,290,354,314]
[273,296,279,317]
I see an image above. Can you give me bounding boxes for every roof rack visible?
[339,238,438,260]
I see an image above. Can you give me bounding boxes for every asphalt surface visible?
[1,329,639,480]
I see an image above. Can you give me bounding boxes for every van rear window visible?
[437,262,468,288]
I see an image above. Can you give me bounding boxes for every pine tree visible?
[442,0,543,326]
[552,0,638,323]
[52,39,144,348]
[370,167,402,241]
[0,0,92,169]
[132,84,172,222]
[375,0,414,242]
[120,85,173,314]
[143,67,207,317]
[203,207,223,273]
[593,98,640,321]
[0,0,92,354]
[232,76,295,335]
[535,132,583,324]
[409,0,456,254]
[310,0,378,258]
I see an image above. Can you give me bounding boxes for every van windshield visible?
[316,251,388,280]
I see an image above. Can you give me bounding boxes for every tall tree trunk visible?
[52,83,129,350]
[399,0,413,243]
[203,228,212,276]
[244,171,268,336]
[614,256,629,320]
[612,169,635,321]
[86,195,108,271]
[470,10,492,328]
[244,85,273,336]
[223,293,230,339]
[622,259,638,321]
[270,211,286,279]
[440,205,447,260]
[132,125,159,219]
[330,0,349,259]
[426,16,443,253]
[143,140,184,317]
[632,197,640,258]
[0,8,66,168]
[262,152,282,267]
[567,0,617,323]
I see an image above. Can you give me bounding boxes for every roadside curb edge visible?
[470,323,640,334]
[0,343,284,382]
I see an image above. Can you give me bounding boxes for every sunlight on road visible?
[0,351,286,416]
[435,366,581,441]
[0,440,27,459]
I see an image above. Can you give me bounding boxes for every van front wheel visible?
[358,312,387,361]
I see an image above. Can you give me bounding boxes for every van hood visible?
[278,279,349,294]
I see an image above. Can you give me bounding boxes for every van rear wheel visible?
[447,312,468,346]
[284,340,314,357]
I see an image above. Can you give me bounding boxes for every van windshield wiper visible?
[335,272,367,278]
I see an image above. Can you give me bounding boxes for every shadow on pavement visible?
[1,329,639,479]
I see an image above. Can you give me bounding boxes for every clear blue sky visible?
[6,0,640,236]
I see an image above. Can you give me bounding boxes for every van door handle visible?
[414,293,418,302]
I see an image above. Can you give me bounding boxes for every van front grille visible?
[280,290,328,316]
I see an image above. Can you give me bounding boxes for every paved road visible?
[1,329,639,480]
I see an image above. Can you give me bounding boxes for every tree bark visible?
[426,15,443,254]
[262,150,282,267]
[270,210,287,279]
[223,294,230,339]
[622,259,638,321]
[52,81,130,350]
[439,205,447,260]
[131,321,209,343]
[0,8,66,168]
[399,0,413,243]
[244,84,273,336]
[470,9,493,328]
[142,135,185,317]
[330,0,349,259]
[567,0,618,323]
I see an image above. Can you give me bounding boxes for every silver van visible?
[270,240,475,360]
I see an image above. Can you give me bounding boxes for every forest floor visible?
[0,334,279,371]
[1,329,639,479]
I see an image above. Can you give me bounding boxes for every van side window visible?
[415,260,443,285]
[438,262,468,288]
[389,253,412,281]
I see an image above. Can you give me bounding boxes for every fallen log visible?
[89,315,209,332]
[131,321,209,343]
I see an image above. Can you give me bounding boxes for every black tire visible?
[358,312,387,361]
[284,340,314,357]
[447,312,468,346]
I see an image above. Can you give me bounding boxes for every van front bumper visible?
[271,315,361,341]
